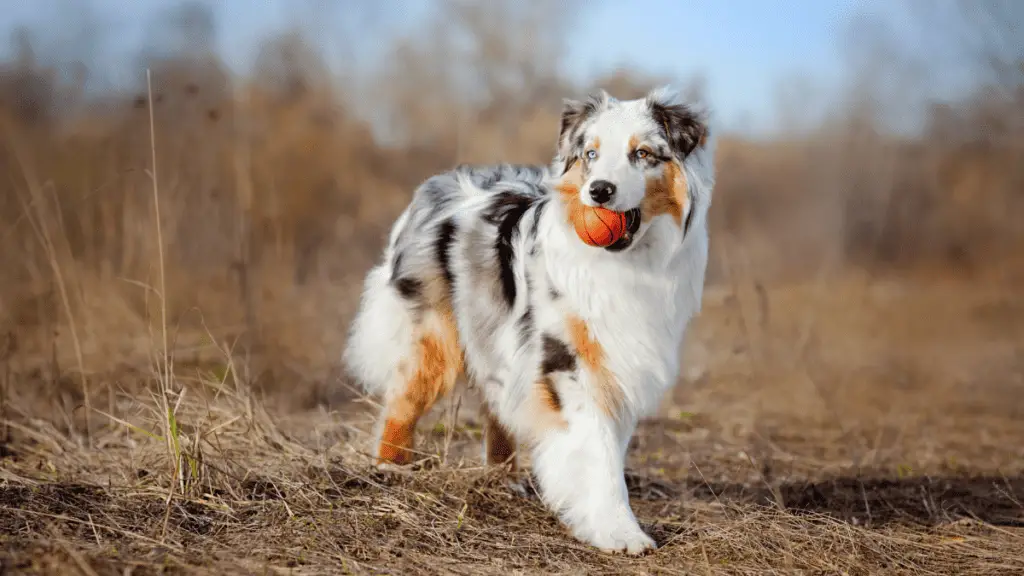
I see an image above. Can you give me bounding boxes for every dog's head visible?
[555,88,709,252]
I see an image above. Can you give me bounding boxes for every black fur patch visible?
[561,105,594,146]
[393,277,423,301]
[649,100,707,159]
[541,335,576,375]
[435,218,457,290]
[531,200,545,236]
[558,93,607,173]
[487,192,533,308]
[527,201,546,256]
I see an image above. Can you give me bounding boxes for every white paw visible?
[575,519,657,555]
[373,461,414,475]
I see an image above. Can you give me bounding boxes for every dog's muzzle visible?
[604,208,642,252]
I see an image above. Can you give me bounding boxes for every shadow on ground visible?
[2,464,1021,538]
[626,472,1024,527]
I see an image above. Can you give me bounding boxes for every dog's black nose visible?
[589,180,616,204]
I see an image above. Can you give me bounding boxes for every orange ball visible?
[573,206,628,247]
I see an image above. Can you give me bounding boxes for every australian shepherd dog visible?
[344,87,714,554]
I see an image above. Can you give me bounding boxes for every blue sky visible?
[1,0,931,135]
[566,0,865,132]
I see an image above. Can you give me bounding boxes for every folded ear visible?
[556,90,610,173]
[647,88,708,159]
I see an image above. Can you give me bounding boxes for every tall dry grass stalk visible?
[143,68,187,519]
[145,69,171,408]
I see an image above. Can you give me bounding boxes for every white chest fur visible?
[540,214,707,418]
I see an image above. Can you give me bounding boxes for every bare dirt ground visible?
[2,272,1023,575]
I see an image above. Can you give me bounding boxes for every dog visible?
[343,87,714,554]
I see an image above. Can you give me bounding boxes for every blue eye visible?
[586,149,598,160]
[635,149,649,160]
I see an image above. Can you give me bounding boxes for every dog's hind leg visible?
[344,262,463,465]
[376,304,462,465]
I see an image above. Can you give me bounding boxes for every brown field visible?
[2,1,1023,574]
[2,273,1023,575]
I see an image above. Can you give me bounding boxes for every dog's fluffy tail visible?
[342,207,417,399]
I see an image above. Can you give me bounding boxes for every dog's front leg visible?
[530,407,655,554]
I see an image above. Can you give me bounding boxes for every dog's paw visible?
[373,461,414,475]
[575,521,657,555]
[602,531,657,556]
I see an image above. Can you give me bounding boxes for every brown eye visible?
[634,149,649,160]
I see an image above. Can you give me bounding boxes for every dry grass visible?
[2,273,1023,575]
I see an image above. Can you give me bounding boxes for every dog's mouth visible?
[604,208,642,252]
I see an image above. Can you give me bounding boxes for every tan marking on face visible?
[557,160,588,226]
[629,134,655,160]
[641,160,687,226]
[481,404,517,469]
[377,306,463,464]
[591,136,601,151]
[628,134,640,152]
[566,314,624,419]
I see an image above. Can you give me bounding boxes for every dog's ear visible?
[647,89,708,160]
[557,91,609,173]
